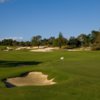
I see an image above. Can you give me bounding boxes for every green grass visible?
[0,50,100,100]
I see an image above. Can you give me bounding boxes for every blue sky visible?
[0,0,100,41]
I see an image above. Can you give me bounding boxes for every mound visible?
[6,72,56,86]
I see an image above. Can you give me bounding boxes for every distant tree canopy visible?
[91,31,100,50]
[0,30,100,50]
[68,37,81,48]
[1,39,17,46]
[0,39,32,46]
[77,34,90,47]
[57,32,67,48]
[31,35,42,48]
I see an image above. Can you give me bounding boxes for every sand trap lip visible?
[6,72,56,87]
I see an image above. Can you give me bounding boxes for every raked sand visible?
[6,72,56,86]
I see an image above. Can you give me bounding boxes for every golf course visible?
[1,0,100,99]
[0,50,100,100]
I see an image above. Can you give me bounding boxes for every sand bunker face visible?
[30,47,59,52]
[6,72,56,87]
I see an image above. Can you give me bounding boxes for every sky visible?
[0,0,100,41]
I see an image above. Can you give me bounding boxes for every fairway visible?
[0,51,100,100]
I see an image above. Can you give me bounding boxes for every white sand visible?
[16,47,31,50]
[30,47,59,52]
[6,72,56,86]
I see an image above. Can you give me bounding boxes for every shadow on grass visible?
[0,60,42,68]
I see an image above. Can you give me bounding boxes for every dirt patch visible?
[6,72,56,87]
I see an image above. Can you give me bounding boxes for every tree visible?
[90,31,99,43]
[57,32,67,48]
[91,31,100,50]
[48,37,55,46]
[53,38,59,47]
[68,37,81,48]
[77,34,90,47]
[31,35,42,48]
[41,38,48,46]
[24,41,32,46]
[1,39,14,46]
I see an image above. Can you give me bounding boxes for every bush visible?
[91,42,100,50]
[0,46,6,51]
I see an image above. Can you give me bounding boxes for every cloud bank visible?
[0,0,10,3]
[0,37,23,41]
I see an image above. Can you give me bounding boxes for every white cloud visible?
[0,0,10,3]
[0,37,23,41]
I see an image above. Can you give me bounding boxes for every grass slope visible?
[0,50,100,100]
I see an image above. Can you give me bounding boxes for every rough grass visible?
[0,50,100,100]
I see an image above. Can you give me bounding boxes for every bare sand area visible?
[30,47,59,52]
[6,72,56,86]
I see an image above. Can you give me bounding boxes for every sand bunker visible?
[6,72,56,86]
[30,47,59,52]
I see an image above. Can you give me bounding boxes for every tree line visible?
[0,30,100,50]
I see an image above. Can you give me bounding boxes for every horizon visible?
[0,0,100,41]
